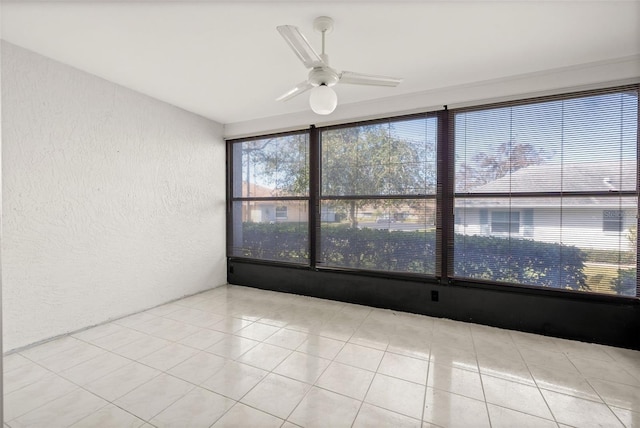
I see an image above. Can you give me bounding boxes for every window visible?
[319,116,438,274]
[603,210,623,232]
[491,211,519,234]
[454,208,464,225]
[455,89,638,295]
[275,206,288,220]
[228,86,638,299]
[228,132,310,264]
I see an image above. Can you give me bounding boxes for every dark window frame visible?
[227,84,639,300]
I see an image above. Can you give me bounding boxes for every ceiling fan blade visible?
[276,81,314,102]
[339,71,403,87]
[277,25,324,69]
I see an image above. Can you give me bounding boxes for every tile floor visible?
[3,284,640,428]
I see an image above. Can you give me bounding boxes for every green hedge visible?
[237,222,310,263]
[237,223,587,290]
[454,234,586,290]
[612,268,637,297]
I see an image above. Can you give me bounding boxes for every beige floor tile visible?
[297,335,345,360]
[138,343,200,371]
[112,334,172,360]
[571,355,640,387]
[202,361,268,400]
[8,285,637,428]
[150,387,235,428]
[289,386,361,428]
[315,361,375,400]
[70,404,146,428]
[134,317,201,342]
[427,362,485,401]
[487,403,557,428]
[240,373,310,419]
[542,389,624,427]
[92,327,148,351]
[3,361,51,394]
[365,373,425,420]
[167,351,228,385]
[206,335,260,359]
[474,336,523,362]
[386,334,431,361]
[235,322,281,341]
[210,317,255,334]
[72,322,130,343]
[60,351,131,385]
[163,307,225,328]
[589,378,640,412]
[178,328,228,350]
[611,406,640,428]
[237,342,292,371]
[273,351,331,384]
[423,387,490,428]
[348,327,390,351]
[144,303,183,317]
[19,336,82,362]
[11,388,107,428]
[264,328,309,350]
[428,343,479,372]
[84,362,161,401]
[353,403,421,428]
[335,343,385,372]
[211,403,283,427]
[2,353,32,373]
[37,342,106,373]
[482,374,554,420]
[4,374,77,421]
[379,352,429,384]
[519,347,578,373]
[477,353,536,386]
[528,363,602,401]
[114,373,194,420]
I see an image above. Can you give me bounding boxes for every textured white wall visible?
[1,41,226,351]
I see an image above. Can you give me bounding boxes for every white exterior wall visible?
[535,207,636,251]
[456,206,636,251]
[2,42,226,351]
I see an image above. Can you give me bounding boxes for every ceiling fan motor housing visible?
[308,66,339,87]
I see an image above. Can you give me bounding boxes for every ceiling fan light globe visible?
[309,85,337,115]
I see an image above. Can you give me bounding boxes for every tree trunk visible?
[349,200,357,229]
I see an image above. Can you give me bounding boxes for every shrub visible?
[238,223,588,290]
[454,234,587,291]
[238,222,309,263]
[612,268,637,297]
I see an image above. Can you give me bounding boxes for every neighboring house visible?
[241,181,309,223]
[455,161,637,251]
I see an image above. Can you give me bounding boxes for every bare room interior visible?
[1,1,639,427]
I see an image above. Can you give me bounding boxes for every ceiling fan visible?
[276,16,403,115]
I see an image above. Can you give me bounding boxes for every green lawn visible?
[584,264,620,295]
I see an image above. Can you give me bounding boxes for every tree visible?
[611,226,637,297]
[457,141,549,192]
[321,123,435,227]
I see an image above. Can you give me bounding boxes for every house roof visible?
[469,161,637,194]
[460,161,637,209]
[241,181,278,198]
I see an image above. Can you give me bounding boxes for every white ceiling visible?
[2,1,639,128]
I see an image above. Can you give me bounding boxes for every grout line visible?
[7,285,639,428]
[514,337,561,425]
